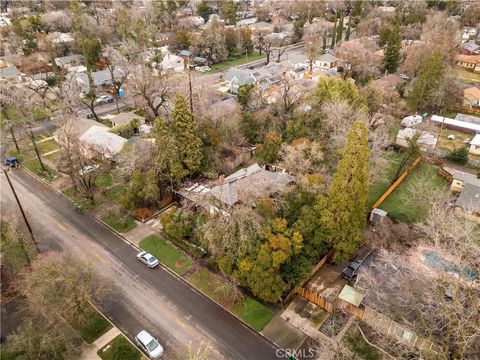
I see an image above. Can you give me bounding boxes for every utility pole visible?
[3,168,40,254]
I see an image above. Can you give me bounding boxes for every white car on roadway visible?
[401,115,423,127]
[135,330,164,358]
[137,251,160,268]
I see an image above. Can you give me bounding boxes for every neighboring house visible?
[249,21,275,32]
[79,125,127,159]
[372,74,403,92]
[288,53,309,69]
[54,54,84,69]
[431,114,480,134]
[224,68,257,94]
[314,53,339,70]
[236,17,257,27]
[396,127,437,151]
[161,53,185,73]
[464,86,480,108]
[460,40,480,55]
[107,111,146,127]
[176,163,292,214]
[179,50,192,59]
[455,183,480,221]
[456,54,480,72]
[47,32,75,44]
[469,134,480,156]
[462,27,478,41]
[0,64,23,82]
[55,117,106,148]
[193,56,207,66]
[179,15,205,28]
[74,68,124,94]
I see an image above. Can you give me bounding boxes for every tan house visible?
[456,54,480,73]
[464,86,480,108]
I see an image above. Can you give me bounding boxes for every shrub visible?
[133,208,152,220]
[446,146,469,165]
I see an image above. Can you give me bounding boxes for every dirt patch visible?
[319,310,350,337]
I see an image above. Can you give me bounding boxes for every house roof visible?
[75,68,124,91]
[471,133,480,146]
[55,54,84,67]
[317,53,338,63]
[0,65,20,79]
[224,68,256,85]
[461,40,480,52]
[288,53,308,64]
[396,127,437,148]
[179,50,192,57]
[48,32,74,43]
[209,164,292,206]
[456,54,480,64]
[111,111,145,126]
[455,113,480,125]
[79,125,127,155]
[193,56,207,63]
[456,183,480,213]
[464,87,480,102]
[451,169,480,187]
[431,115,480,132]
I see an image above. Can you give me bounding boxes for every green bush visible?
[446,146,469,165]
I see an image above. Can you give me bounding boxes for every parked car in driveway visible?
[401,115,423,127]
[135,330,164,358]
[342,249,373,281]
[95,95,114,105]
[137,251,160,268]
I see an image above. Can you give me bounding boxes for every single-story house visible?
[464,86,480,108]
[236,17,257,27]
[469,134,480,156]
[396,127,437,151]
[456,54,480,72]
[455,183,480,217]
[460,40,480,55]
[431,114,480,134]
[176,163,292,214]
[47,32,75,44]
[107,111,146,128]
[315,53,338,70]
[74,68,124,94]
[55,117,106,148]
[288,53,309,69]
[79,125,127,159]
[224,68,257,94]
[193,56,207,65]
[446,168,480,193]
[179,50,192,58]
[161,53,184,73]
[54,54,84,69]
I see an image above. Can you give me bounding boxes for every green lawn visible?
[139,235,193,275]
[103,215,137,233]
[209,52,266,73]
[96,173,113,187]
[343,325,382,360]
[35,139,58,154]
[368,152,402,208]
[188,268,273,331]
[32,107,51,121]
[369,153,447,223]
[9,149,57,183]
[65,302,112,344]
[97,334,141,360]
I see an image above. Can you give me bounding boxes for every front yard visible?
[139,235,192,275]
[64,301,112,344]
[187,268,273,331]
[209,51,266,73]
[97,334,142,360]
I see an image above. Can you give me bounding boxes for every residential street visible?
[0,169,279,360]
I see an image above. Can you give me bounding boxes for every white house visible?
[396,127,437,151]
[314,53,338,70]
[47,32,75,44]
[79,125,127,159]
[224,68,257,94]
[469,134,480,156]
[161,53,185,73]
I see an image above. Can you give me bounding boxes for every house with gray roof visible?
[79,125,127,159]
[461,40,480,55]
[0,65,22,82]
[74,68,124,94]
[54,54,84,68]
[455,183,480,219]
[224,68,257,94]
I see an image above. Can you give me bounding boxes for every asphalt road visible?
[0,169,279,360]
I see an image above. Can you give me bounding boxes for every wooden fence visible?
[295,287,335,313]
[371,156,422,209]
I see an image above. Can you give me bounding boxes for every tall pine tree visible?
[407,51,443,109]
[345,21,351,41]
[336,12,344,44]
[383,23,401,74]
[330,15,337,49]
[320,121,369,262]
[171,94,203,176]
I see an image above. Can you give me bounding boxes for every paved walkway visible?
[80,327,121,360]
[122,221,157,246]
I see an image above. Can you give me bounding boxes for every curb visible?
[88,300,147,359]
[19,168,282,351]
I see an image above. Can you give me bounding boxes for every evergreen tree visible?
[197,0,213,22]
[345,21,351,41]
[322,30,327,50]
[383,23,401,74]
[222,0,237,25]
[320,121,369,262]
[171,94,203,175]
[292,19,305,43]
[336,12,344,44]
[407,51,444,109]
[330,15,337,49]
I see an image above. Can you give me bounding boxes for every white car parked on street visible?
[135,330,164,358]
[136,251,160,268]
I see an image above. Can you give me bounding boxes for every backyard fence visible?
[294,287,335,313]
[371,156,422,210]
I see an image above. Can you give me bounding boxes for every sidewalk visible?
[80,327,121,360]
[122,221,158,246]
